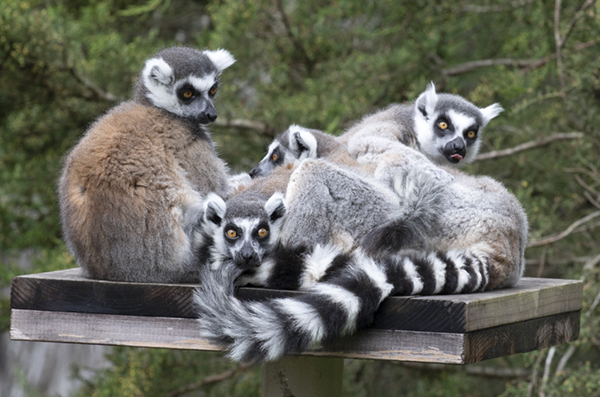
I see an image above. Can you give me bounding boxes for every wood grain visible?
[10,268,583,333]
[10,309,580,364]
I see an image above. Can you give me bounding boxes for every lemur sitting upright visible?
[59,47,235,283]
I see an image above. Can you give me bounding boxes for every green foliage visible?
[1,0,599,395]
[73,348,261,397]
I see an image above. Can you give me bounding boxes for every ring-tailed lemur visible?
[339,82,503,166]
[59,47,235,283]
[248,83,502,180]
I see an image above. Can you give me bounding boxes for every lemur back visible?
[59,47,235,283]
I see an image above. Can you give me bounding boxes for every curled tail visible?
[363,167,449,257]
[194,247,492,364]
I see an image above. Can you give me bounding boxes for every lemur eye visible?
[467,131,476,139]
[209,86,217,96]
[257,228,268,238]
[183,91,193,99]
[438,121,448,130]
[272,153,278,161]
[226,229,237,239]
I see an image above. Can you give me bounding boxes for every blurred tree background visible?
[1,0,599,395]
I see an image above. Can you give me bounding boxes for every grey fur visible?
[194,89,526,362]
[59,47,235,283]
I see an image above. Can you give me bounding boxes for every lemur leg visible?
[281,159,398,250]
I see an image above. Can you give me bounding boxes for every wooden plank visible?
[9,309,580,364]
[262,356,343,397]
[11,268,582,333]
[373,277,583,332]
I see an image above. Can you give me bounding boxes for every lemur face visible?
[414,83,503,166]
[249,125,317,178]
[141,48,235,124]
[204,193,287,271]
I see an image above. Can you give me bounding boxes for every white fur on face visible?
[188,73,217,94]
[143,58,180,114]
[143,56,218,118]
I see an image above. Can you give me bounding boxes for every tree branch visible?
[554,345,577,378]
[442,58,539,76]
[165,364,251,397]
[461,0,534,13]
[213,118,275,136]
[58,47,122,102]
[586,289,600,317]
[395,361,528,378]
[527,351,546,397]
[559,0,597,48]
[540,346,556,397]
[527,210,600,248]
[442,38,597,77]
[474,132,584,161]
[275,0,314,74]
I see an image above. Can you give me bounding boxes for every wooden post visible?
[262,356,343,397]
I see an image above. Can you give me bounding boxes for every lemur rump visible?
[59,47,235,283]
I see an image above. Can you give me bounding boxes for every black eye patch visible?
[177,84,197,102]
[271,148,284,164]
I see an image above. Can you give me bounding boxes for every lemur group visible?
[59,47,528,364]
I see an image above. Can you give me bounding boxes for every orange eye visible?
[257,228,268,238]
[467,131,476,139]
[226,229,237,239]
[272,153,278,161]
[209,86,217,95]
[438,121,448,130]
[183,91,193,98]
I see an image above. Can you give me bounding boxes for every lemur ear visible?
[204,49,236,73]
[480,103,504,126]
[204,193,226,226]
[415,82,438,120]
[288,125,317,158]
[143,58,174,86]
[265,192,287,223]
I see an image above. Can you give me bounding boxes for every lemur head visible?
[134,47,235,124]
[203,192,287,271]
[249,125,318,178]
[413,82,503,166]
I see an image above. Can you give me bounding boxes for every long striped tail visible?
[194,247,492,364]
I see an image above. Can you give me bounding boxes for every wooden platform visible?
[10,268,582,364]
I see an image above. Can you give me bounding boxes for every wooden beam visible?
[10,309,580,364]
[10,269,583,333]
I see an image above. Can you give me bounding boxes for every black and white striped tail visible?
[194,247,491,364]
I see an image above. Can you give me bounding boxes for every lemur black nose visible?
[249,167,259,179]
[207,112,217,122]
